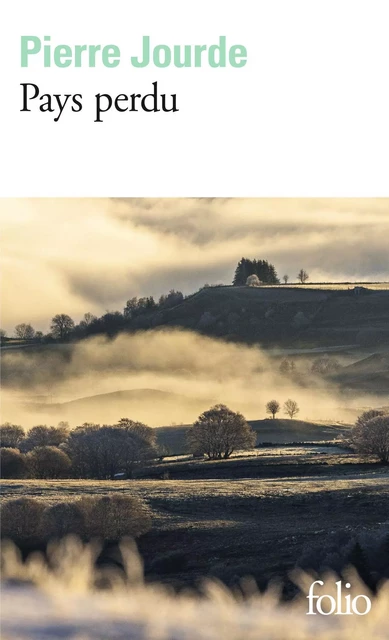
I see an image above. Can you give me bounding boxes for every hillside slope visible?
[155,418,348,454]
[24,389,216,427]
[333,353,389,394]
[154,286,389,348]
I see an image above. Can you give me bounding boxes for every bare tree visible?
[77,313,97,334]
[0,423,25,449]
[246,274,262,287]
[297,269,309,284]
[279,358,296,375]
[188,404,256,459]
[83,312,97,326]
[66,420,157,479]
[355,409,384,428]
[350,414,389,463]
[22,424,69,452]
[283,399,300,419]
[14,323,35,340]
[50,314,75,340]
[266,400,280,419]
[311,357,341,376]
[283,275,289,284]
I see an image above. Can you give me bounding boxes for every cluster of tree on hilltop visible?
[0,257,314,346]
[233,258,280,286]
[0,289,186,344]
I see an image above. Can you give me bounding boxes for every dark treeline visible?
[0,289,187,344]
[0,405,257,479]
[0,257,283,344]
[73,289,185,339]
[233,258,280,286]
[1,407,389,480]
[0,419,159,480]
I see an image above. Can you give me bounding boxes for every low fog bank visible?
[0,330,384,428]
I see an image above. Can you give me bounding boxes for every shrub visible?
[0,448,28,478]
[350,414,389,463]
[26,446,71,478]
[1,494,151,546]
[0,498,46,545]
[246,274,262,287]
[77,494,152,541]
[40,501,86,540]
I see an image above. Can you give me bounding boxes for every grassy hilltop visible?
[2,283,389,352]
[157,284,389,347]
[155,418,348,456]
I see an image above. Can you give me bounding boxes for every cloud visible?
[1,198,388,331]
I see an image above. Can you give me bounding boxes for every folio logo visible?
[307,580,371,615]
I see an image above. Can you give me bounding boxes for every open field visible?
[3,458,389,593]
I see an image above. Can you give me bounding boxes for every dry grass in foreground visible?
[1,536,389,640]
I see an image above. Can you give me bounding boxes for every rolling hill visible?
[154,285,389,348]
[155,418,349,455]
[333,353,389,394]
[22,389,216,427]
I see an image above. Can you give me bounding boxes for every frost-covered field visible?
[2,537,389,640]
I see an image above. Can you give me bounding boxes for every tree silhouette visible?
[266,400,280,419]
[283,399,300,419]
[297,269,309,284]
[188,404,256,459]
[50,314,75,340]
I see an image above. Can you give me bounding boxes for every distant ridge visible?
[23,388,216,427]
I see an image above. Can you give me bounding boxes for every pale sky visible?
[1,198,388,332]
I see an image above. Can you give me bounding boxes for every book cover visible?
[1,2,388,638]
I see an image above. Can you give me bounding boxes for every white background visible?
[0,0,388,196]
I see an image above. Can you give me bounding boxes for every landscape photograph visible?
[1,197,389,639]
